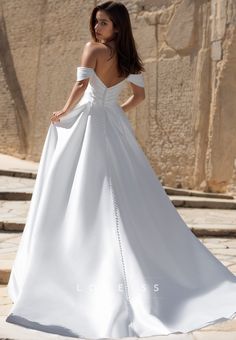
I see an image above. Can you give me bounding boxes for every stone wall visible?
[0,0,236,193]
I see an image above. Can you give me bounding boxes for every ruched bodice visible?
[76,66,144,106]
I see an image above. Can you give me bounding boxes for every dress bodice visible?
[76,66,144,106]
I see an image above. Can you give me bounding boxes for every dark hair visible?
[89,1,145,77]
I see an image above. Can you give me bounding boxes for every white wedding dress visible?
[5,66,236,339]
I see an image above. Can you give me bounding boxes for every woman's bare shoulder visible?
[83,41,107,52]
[80,41,110,67]
[82,41,111,64]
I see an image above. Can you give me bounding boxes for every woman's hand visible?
[50,109,67,124]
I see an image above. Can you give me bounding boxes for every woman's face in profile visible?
[94,10,117,42]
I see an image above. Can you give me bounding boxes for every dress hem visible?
[5,309,236,339]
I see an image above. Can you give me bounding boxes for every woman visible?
[6,1,236,339]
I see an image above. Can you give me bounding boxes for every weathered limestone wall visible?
[0,0,236,193]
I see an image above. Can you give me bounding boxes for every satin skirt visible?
[5,98,236,339]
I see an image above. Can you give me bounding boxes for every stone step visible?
[0,172,234,200]
[0,176,35,201]
[0,151,235,203]
[1,196,236,233]
[164,186,235,200]
[0,153,38,179]
[2,182,235,203]
[0,191,32,200]
[171,195,236,209]
[0,171,235,202]
[0,169,36,179]
[0,201,29,232]
[0,231,21,284]
[177,207,236,237]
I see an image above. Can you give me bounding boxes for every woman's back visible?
[84,41,127,88]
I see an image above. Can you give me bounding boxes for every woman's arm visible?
[62,80,89,113]
[51,42,97,124]
[120,82,145,112]
[51,79,89,124]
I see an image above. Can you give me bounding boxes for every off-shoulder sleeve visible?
[76,66,94,81]
[126,73,144,87]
